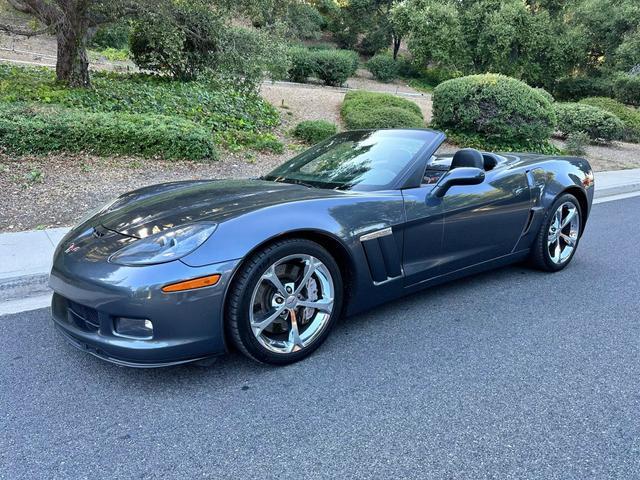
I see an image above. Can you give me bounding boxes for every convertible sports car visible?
[49,128,594,366]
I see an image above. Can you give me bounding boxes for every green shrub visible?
[313,49,358,86]
[614,74,640,106]
[288,47,318,83]
[554,103,623,144]
[432,74,556,150]
[341,90,424,129]
[342,106,424,129]
[214,26,291,91]
[286,3,325,40]
[534,87,555,104]
[396,55,421,78]
[129,2,223,80]
[358,28,390,56]
[580,97,640,142]
[367,53,398,82]
[0,103,217,160]
[293,120,338,143]
[90,21,130,49]
[554,76,614,101]
[565,131,590,156]
[288,48,358,86]
[0,64,280,152]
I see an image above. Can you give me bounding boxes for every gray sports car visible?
[49,128,594,366]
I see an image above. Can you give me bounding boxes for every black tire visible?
[529,193,583,272]
[226,238,343,365]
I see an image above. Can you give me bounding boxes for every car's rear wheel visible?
[530,193,582,271]
[227,239,343,365]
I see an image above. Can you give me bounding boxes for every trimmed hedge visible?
[0,103,218,160]
[293,120,338,143]
[614,74,640,106]
[432,74,556,151]
[580,97,640,143]
[554,75,614,101]
[534,87,555,104]
[341,91,424,129]
[287,48,358,86]
[366,53,398,83]
[554,102,623,144]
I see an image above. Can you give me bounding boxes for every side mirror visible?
[431,167,485,198]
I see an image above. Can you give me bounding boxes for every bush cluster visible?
[614,74,640,106]
[0,104,217,160]
[580,97,640,142]
[0,65,282,158]
[554,76,614,101]
[293,120,338,144]
[341,91,424,129]
[366,53,398,83]
[432,74,556,151]
[554,103,623,144]
[287,48,358,86]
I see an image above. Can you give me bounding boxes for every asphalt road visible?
[2,197,639,480]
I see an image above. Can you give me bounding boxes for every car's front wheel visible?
[530,193,582,271]
[227,239,343,365]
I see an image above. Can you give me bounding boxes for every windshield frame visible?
[262,129,446,192]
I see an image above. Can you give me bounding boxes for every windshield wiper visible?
[269,177,315,189]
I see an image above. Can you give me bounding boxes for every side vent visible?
[360,228,403,284]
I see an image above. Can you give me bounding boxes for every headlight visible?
[109,223,217,266]
[75,197,120,228]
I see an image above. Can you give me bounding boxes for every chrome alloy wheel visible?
[249,254,335,354]
[547,201,580,265]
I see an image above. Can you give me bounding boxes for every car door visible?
[400,184,445,286]
[439,166,531,274]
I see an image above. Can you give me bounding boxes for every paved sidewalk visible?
[1,168,640,310]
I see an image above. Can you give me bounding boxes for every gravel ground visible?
[2,196,639,479]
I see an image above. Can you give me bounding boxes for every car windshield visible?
[263,130,431,191]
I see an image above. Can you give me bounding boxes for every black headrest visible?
[451,148,484,170]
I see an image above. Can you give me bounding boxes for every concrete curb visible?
[1,169,640,312]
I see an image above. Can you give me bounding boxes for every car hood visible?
[97,179,342,238]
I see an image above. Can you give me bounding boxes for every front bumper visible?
[49,254,241,367]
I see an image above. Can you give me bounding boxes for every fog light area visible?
[114,318,153,339]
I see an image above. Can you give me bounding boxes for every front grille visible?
[53,294,101,332]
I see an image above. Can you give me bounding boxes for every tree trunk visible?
[392,35,401,60]
[56,2,90,87]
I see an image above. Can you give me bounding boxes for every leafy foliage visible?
[580,97,640,142]
[613,74,640,106]
[293,120,338,144]
[534,87,555,104]
[341,90,424,129]
[129,1,224,81]
[366,53,398,82]
[554,103,623,144]
[90,20,131,50]
[565,131,590,156]
[0,103,217,160]
[313,49,359,86]
[0,64,281,156]
[287,48,358,86]
[432,74,556,150]
[554,75,614,101]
